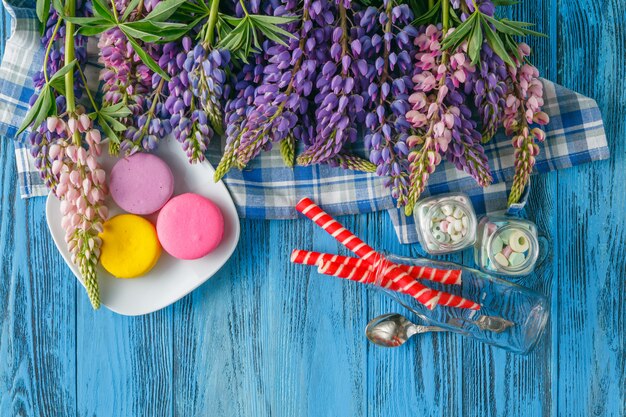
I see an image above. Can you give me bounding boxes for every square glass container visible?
[474,216,540,277]
[414,192,477,255]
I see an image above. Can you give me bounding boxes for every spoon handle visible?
[410,325,448,336]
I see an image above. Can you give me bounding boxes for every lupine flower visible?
[504,43,549,204]
[297,2,364,165]
[98,0,172,155]
[404,24,489,214]
[186,45,231,135]
[217,0,323,172]
[466,44,507,142]
[46,112,108,309]
[161,37,216,163]
[357,1,417,206]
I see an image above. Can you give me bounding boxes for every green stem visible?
[442,0,450,32]
[77,65,99,112]
[339,4,348,56]
[110,0,120,22]
[43,18,62,83]
[204,0,221,46]
[65,1,76,121]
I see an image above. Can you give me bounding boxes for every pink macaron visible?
[109,153,174,215]
[156,193,224,260]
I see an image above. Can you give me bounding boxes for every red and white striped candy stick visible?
[290,249,373,271]
[296,198,440,310]
[291,249,460,285]
[295,198,461,282]
[318,260,480,310]
[317,260,374,283]
[403,264,462,285]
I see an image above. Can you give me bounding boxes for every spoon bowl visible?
[365,313,447,348]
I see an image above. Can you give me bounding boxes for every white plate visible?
[46,138,240,316]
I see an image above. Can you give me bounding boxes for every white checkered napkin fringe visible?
[0,0,610,243]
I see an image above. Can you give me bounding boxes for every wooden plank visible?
[0,138,77,417]
[555,0,626,415]
[75,303,173,417]
[173,217,368,416]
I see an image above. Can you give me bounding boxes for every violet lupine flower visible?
[215,55,266,180]
[503,43,549,205]
[466,44,508,142]
[404,24,482,214]
[297,2,365,166]
[444,96,493,186]
[357,1,417,206]
[98,0,173,155]
[186,46,230,135]
[218,0,323,170]
[161,37,216,163]
[31,1,89,103]
[46,113,108,309]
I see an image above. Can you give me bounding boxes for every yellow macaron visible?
[99,214,161,278]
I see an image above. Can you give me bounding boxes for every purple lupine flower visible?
[186,45,231,135]
[217,0,325,171]
[356,0,417,206]
[98,0,173,154]
[297,1,364,166]
[31,1,89,100]
[465,43,507,142]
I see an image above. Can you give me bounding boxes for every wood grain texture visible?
[0,0,624,416]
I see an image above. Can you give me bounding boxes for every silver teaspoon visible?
[365,313,447,348]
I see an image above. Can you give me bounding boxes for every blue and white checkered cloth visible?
[0,0,609,243]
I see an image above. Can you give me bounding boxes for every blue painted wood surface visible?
[0,1,624,416]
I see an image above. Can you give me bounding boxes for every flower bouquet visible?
[20,0,549,308]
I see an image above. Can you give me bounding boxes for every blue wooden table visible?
[1,1,624,416]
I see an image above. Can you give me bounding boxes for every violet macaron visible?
[109,153,174,215]
[156,193,224,260]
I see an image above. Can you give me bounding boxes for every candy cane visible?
[296,198,440,310]
[317,260,480,310]
[290,249,461,285]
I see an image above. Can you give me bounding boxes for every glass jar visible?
[414,192,477,255]
[474,216,540,277]
[370,254,549,355]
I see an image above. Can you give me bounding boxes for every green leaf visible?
[251,15,299,25]
[119,23,161,42]
[91,0,116,22]
[64,16,112,25]
[100,113,127,131]
[121,0,141,22]
[36,0,51,26]
[100,102,133,118]
[97,115,122,144]
[483,24,516,66]
[412,0,441,26]
[492,0,519,5]
[76,24,114,37]
[126,35,170,80]
[144,0,187,22]
[441,12,475,50]
[51,0,64,16]
[16,85,56,136]
[484,15,525,36]
[467,17,483,64]
[48,59,77,94]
